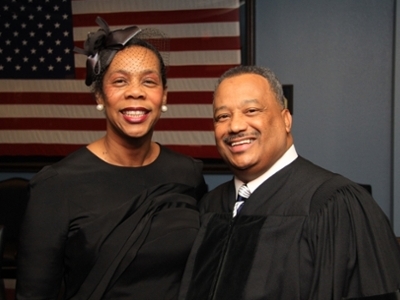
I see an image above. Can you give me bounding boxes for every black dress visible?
[17,145,207,300]
[179,157,400,300]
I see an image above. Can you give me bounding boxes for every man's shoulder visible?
[206,180,232,196]
[199,180,233,212]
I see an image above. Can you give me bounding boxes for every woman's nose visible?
[124,83,145,99]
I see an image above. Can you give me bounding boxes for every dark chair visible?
[358,183,372,195]
[0,225,6,300]
[0,178,30,279]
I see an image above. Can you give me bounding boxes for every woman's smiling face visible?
[97,45,167,141]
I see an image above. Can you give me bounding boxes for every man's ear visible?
[281,109,292,133]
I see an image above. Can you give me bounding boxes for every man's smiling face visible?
[213,73,293,182]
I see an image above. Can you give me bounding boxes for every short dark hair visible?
[93,39,167,97]
[215,65,284,107]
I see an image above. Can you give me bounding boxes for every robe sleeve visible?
[303,180,400,300]
[192,160,208,202]
[16,167,68,300]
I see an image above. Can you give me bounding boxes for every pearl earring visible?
[96,104,104,111]
[161,105,168,113]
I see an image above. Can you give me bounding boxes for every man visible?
[179,66,400,300]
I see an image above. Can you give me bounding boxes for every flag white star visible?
[1,0,75,78]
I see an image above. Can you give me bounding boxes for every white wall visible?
[255,0,395,221]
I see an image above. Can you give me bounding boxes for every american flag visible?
[0,0,241,160]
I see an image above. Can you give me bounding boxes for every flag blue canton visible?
[0,0,75,79]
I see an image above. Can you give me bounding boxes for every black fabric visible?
[0,225,6,300]
[186,215,265,300]
[72,184,197,300]
[17,145,207,300]
[179,157,400,300]
[345,290,400,299]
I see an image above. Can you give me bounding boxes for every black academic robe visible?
[179,157,400,300]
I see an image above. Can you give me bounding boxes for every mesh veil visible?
[74,16,169,87]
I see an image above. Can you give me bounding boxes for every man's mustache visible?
[222,132,259,144]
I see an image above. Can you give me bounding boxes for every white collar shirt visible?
[234,144,298,200]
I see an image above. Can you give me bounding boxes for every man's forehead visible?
[213,98,261,111]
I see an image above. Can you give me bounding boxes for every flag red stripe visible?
[167,65,238,78]
[74,37,240,51]
[73,65,237,80]
[165,145,220,159]
[73,9,239,26]
[0,118,213,131]
[168,91,214,104]
[0,118,105,131]
[0,93,94,105]
[0,144,83,157]
[157,118,215,130]
[168,37,241,51]
[0,144,220,158]
[0,91,214,105]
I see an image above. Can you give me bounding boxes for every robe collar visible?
[234,144,298,198]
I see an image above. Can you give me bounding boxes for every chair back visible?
[0,225,6,300]
[0,178,29,243]
[0,177,30,279]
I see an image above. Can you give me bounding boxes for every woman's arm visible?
[16,167,68,300]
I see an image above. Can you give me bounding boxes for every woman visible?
[16,17,207,300]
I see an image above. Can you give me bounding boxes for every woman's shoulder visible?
[158,146,206,192]
[159,145,203,169]
[31,147,95,186]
